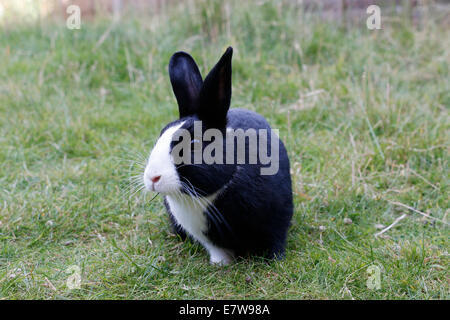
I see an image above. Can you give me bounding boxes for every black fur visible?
[198,47,233,128]
[169,52,203,118]
[164,47,293,259]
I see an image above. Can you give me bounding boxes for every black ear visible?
[198,47,233,128]
[169,52,203,118]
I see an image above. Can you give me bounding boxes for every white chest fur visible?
[165,192,234,265]
[165,192,218,245]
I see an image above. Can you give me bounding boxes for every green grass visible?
[0,1,449,299]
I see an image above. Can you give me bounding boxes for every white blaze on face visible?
[143,122,185,193]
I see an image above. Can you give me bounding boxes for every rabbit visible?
[143,47,293,265]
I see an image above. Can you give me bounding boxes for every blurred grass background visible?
[0,0,449,299]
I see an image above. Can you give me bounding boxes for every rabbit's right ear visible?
[169,52,203,118]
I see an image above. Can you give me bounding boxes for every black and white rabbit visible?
[143,47,293,265]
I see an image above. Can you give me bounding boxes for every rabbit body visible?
[143,48,293,265]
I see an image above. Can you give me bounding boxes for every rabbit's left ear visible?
[169,51,203,118]
[198,47,233,128]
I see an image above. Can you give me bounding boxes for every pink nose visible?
[150,175,161,183]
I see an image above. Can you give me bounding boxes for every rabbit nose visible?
[150,175,161,183]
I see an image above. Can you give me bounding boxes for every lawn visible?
[0,1,448,299]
